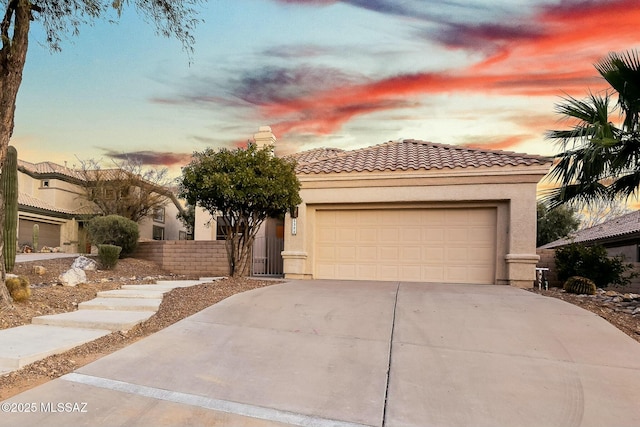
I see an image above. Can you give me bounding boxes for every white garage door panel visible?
[315,208,496,284]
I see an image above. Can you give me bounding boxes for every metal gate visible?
[252,235,284,277]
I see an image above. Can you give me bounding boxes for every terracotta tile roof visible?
[18,159,84,180]
[541,210,640,249]
[288,148,345,164]
[294,139,551,174]
[18,192,97,216]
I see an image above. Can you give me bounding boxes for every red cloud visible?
[252,0,640,140]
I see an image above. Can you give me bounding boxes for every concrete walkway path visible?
[0,278,219,374]
[1,280,640,426]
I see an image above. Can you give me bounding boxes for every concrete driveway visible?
[2,280,640,426]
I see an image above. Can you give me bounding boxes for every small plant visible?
[98,244,122,269]
[6,276,31,302]
[87,215,139,256]
[563,276,597,295]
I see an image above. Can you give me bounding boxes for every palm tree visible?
[545,50,640,208]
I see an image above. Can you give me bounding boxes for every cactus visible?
[1,146,18,272]
[32,224,39,252]
[563,276,597,295]
[6,276,30,302]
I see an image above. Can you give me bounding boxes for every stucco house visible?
[195,127,551,287]
[17,158,187,253]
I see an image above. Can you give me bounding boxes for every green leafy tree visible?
[545,50,640,207]
[536,202,580,247]
[180,144,302,277]
[0,0,203,307]
[176,203,196,238]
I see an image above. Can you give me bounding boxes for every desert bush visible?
[563,276,597,295]
[6,276,31,302]
[554,243,634,288]
[87,215,139,256]
[98,244,122,269]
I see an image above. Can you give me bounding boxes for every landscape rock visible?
[58,268,87,287]
[563,288,640,316]
[32,265,46,276]
[71,256,98,271]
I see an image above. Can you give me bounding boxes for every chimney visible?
[253,126,276,154]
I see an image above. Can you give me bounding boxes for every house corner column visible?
[282,203,311,279]
[505,253,539,288]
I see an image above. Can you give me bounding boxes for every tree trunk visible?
[0,0,32,308]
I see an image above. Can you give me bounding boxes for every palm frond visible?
[595,50,640,132]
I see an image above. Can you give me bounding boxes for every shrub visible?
[98,244,122,269]
[555,243,634,288]
[563,276,597,295]
[6,276,31,302]
[87,215,139,256]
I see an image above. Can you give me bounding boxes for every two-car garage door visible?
[314,208,496,284]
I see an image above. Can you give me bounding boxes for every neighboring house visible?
[17,159,187,253]
[196,127,552,287]
[540,210,640,261]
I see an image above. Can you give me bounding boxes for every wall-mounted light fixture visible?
[290,206,299,235]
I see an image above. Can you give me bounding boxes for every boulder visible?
[59,268,86,287]
[32,265,46,276]
[72,256,98,271]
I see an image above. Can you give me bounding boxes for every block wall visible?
[133,240,229,277]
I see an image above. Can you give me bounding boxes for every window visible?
[153,207,165,223]
[216,216,230,240]
[41,180,50,188]
[152,226,165,240]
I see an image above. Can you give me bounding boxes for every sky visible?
[10,0,640,180]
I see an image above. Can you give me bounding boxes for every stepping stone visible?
[121,280,217,292]
[97,289,165,299]
[0,325,110,373]
[154,279,213,287]
[78,297,161,312]
[32,310,154,332]
[121,284,192,292]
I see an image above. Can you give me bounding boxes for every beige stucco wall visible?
[283,165,549,287]
[194,207,218,240]
[138,201,187,241]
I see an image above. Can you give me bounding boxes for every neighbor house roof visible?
[18,192,97,216]
[17,159,185,217]
[294,139,551,174]
[541,210,640,249]
[18,159,84,181]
